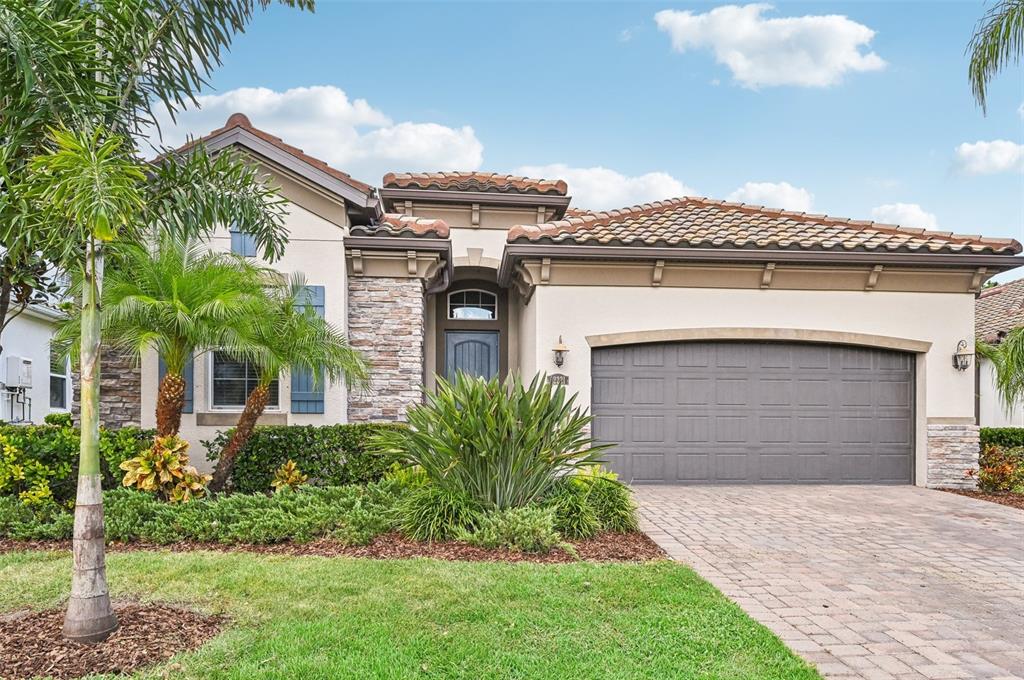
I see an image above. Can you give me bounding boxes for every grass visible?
[0,550,821,679]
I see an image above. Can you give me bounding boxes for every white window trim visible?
[447,288,499,321]
[49,355,70,412]
[206,351,283,413]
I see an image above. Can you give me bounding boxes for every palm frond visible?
[968,0,1024,112]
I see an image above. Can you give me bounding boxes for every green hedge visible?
[980,428,1024,449]
[203,423,405,493]
[0,425,153,504]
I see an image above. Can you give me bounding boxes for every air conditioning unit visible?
[6,357,32,388]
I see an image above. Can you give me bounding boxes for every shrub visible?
[0,496,74,540]
[545,482,600,539]
[383,463,428,491]
[461,506,562,554]
[396,485,481,542]
[203,423,403,493]
[969,444,1024,493]
[0,424,152,503]
[43,412,72,427]
[980,427,1024,449]
[120,435,211,503]
[373,374,611,510]
[271,460,308,493]
[584,477,639,532]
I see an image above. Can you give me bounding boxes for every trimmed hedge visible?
[0,425,153,504]
[980,427,1024,449]
[203,423,405,493]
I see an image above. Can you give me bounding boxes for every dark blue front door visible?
[445,331,499,381]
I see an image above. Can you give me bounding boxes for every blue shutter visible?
[158,356,194,413]
[229,226,257,257]
[291,285,325,414]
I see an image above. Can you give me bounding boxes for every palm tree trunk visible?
[63,241,117,643]
[155,371,186,436]
[209,384,269,492]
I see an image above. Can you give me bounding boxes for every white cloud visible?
[143,86,484,183]
[727,181,814,211]
[514,164,694,211]
[954,140,1024,175]
[870,203,938,229]
[654,4,886,88]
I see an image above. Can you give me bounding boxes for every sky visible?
[149,1,1024,277]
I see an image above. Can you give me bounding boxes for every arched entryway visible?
[434,269,508,381]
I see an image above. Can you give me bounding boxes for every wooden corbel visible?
[350,249,363,275]
[406,250,418,276]
[969,267,988,293]
[540,257,551,284]
[652,259,665,287]
[760,262,776,289]
[471,203,480,227]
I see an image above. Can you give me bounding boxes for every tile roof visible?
[976,278,1024,342]
[382,172,568,196]
[178,113,373,195]
[349,214,450,239]
[507,197,1021,255]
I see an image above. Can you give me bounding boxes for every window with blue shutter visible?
[229,225,257,257]
[291,285,325,414]
[158,356,194,413]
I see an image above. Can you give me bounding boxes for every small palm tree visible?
[59,235,272,437]
[209,275,369,491]
[968,0,1024,112]
[978,328,1024,411]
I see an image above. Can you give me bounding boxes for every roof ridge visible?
[382,171,568,196]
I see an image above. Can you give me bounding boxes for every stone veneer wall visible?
[347,276,425,421]
[926,423,980,489]
[72,348,142,429]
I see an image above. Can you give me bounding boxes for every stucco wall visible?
[140,176,350,469]
[978,358,1024,427]
[0,311,64,423]
[519,285,977,486]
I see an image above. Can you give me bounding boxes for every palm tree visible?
[978,328,1024,412]
[968,0,1024,112]
[59,235,272,438]
[209,276,369,491]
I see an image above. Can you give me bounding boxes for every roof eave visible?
[497,243,1024,287]
[380,187,571,215]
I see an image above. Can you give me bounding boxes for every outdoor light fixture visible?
[952,340,974,371]
[552,336,569,368]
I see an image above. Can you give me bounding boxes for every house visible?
[0,304,71,424]
[975,278,1024,427]
[132,113,1022,487]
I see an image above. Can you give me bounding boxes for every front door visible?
[445,331,499,381]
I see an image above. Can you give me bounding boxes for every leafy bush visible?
[203,423,403,493]
[0,496,74,540]
[980,427,1024,449]
[271,460,308,493]
[396,485,480,542]
[461,506,562,554]
[584,477,638,532]
[373,374,610,511]
[120,435,211,503]
[43,412,73,427]
[969,444,1024,493]
[383,463,427,491]
[0,424,152,504]
[546,482,600,539]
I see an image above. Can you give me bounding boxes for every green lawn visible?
[1,550,820,679]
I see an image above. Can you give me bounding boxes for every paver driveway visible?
[635,486,1024,680]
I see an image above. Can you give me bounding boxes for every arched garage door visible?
[591,341,914,484]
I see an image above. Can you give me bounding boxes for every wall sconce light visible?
[552,336,569,368]
[952,339,974,371]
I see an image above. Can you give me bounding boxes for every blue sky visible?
[154,1,1023,272]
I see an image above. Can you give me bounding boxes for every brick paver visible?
[635,486,1024,680]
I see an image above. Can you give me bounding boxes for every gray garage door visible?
[591,341,914,484]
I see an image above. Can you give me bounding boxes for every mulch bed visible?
[0,602,222,680]
[0,531,666,564]
[942,489,1024,510]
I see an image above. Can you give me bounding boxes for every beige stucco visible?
[517,285,978,486]
[141,169,351,469]
[979,358,1024,427]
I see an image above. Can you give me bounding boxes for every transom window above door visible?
[448,289,497,320]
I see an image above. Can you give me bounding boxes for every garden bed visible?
[0,531,665,563]
[0,602,222,680]
[942,489,1024,510]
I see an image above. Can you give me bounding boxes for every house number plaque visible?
[547,373,569,386]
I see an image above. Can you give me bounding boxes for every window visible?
[49,349,68,409]
[229,225,257,257]
[448,290,497,320]
[291,286,325,414]
[211,351,278,408]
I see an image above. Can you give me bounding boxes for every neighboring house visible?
[0,304,71,423]
[975,278,1024,427]
[134,113,1022,487]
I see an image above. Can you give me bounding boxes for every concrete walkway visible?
[635,486,1024,680]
